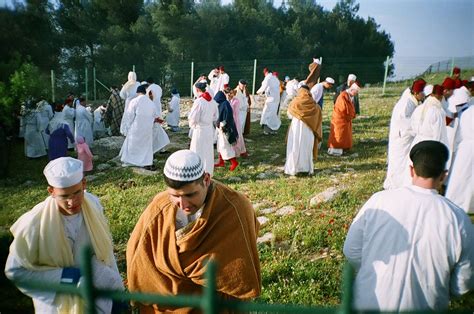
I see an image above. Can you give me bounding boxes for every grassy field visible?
[1,76,473,311]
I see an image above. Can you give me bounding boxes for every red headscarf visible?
[411,79,426,94]
[442,77,455,90]
[432,84,444,97]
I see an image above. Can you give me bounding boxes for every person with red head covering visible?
[384,79,426,189]
[451,66,462,88]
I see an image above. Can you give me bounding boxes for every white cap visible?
[347,74,357,82]
[449,86,470,107]
[423,84,433,96]
[164,150,204,182]
[325,77,335,84]
[43,157,83,188]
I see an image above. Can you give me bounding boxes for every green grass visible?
[1,82,473,311]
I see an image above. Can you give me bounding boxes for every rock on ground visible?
[310,187,340,207]
[90,136,125,160]
[276,206,295,216]
[259,207,276,215]
[257,216,269,226]
[257,232,274,244]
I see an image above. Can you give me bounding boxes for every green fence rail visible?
[13,245,354,314]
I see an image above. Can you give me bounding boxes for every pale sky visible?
[2,0,473,79]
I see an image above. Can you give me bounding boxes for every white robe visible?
[235,88,249,133]
[208,70,219,92]
[23,110,47,158]
[344,185,474,311]
[216,72,230,91]
[37,102,53,148]
[284,115,314,175]
[189,96,218,176]
[147,83,163,117]
[119,82,140,136]
[310,82,324,104]
[446,104,474,213]
[120,95,156,167]
[63,105,76,149]
[166,94,180,127]
[4,193,123,313]
[383,93,418,189]
[258,73,281,131]
[75,104,94,146]
[93,106,107,138]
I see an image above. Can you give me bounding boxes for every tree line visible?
[0,0,394,132]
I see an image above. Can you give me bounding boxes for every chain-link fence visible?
[424,56,474,75]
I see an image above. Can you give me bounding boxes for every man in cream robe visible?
[257,68,281,134]
[120,85,157,168]
[5,157,123,313]
[234,79,251,135]
[344,141,474,311]
[383,79,426,189]
[74,98,94,146]
[188,82,218,176]
[127,150,261,313]
[146,80,170,154]
[120,71,141,136]
[285,85,322,176]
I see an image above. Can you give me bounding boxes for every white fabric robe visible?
[75,104,94,146]
[23,110,47,158]
[216,72,230,91]
[189,96,218,176]
[446,104,474,213]
[344,185,474,311]
[4,193,123,313]
[208,70,219,92]
[63,105,76,149]
[37,102,54,147]
[410,96,448,148]
[147,83,163,117]
[258,73,281,131]
[119,82,140,136]
[310,82,324,104]
[383,93,419,189]
[166,94,180,127]
[284,115,314,175]
[120,95,156,167]
[234,88,249,133]
[216,125,236,160]
[93,106,107,138]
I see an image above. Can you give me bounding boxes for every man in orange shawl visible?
[327,82,361,156]
[284,82,322,176]
[126,150,261,313]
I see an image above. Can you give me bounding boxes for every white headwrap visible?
[122,71,138,91]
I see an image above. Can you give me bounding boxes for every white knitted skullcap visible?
[164,150,204,181]
[43,157,83,188]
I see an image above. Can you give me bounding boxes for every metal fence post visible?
[202,261,218,314]
[80,246,96,314]
[51,70,55,102]
[382,56,390,95]
[191,61,194,97]
[133,65,135,73]
[93,67,97,101]
[252,59,257,95]
[85,67,89,102]
[338,263,354,314]
[450,57,455,75]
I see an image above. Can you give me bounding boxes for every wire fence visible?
[423,56,474,75]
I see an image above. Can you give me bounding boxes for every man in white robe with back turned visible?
[383,79,426,189]
[257,67,281,135]
[146,78,170,154]
[119,71,140,136]
[5,157,124,313]
[188,82,218,176]
[120,85,157,169]
[344,141,474,311]
[74,97,94,146]
[234,79,251,135]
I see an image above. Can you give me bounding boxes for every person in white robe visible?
[283,77,299,109]
[74,98,94,146]
[215,65,230,92]
[445,92,473,214]
[36,99,54,148]
[23,100,47,158]
[166,88,180,132]
[146,80,170,153]
[93,105,107,139]
[4,157,124,313]
[188,82,218,176]
[120,85,157,168]
[119,71,140,136]
[62,101,76,149]
[310,77,335,109]
[208,68,219,93]
[383,79,426,189]
[344,140,474,311]
[446,86,471,164]
[257,68,281,134]
[193,75,215,99]
[234,79,250,134]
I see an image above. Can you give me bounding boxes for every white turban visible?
[347,74,357,83]
[43,157,83,188]
[423,84,433,96]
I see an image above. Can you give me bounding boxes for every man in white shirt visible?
[344,140,474,311]
[310,77,334,109]
[5,157,124,313]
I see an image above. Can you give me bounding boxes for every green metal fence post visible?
[382,56,390,95]
[252,59,257,95]
[202,261,218,314]
[338,263,354,314]
[450,57,455,75]
[93,67,97,101]
[85,67,89,102]
[191,61,194,97]
[51,70,55,102]
[133,65,135,73]
[80,245,96,314]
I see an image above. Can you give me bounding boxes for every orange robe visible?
[328,90,356,149]
[126,181,261,313]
